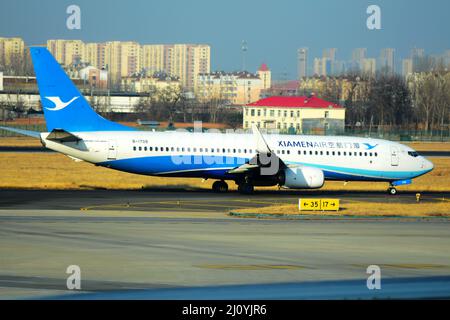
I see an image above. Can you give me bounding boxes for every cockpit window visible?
[408,151,419,157]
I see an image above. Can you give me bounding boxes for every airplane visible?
[0,47,434,195]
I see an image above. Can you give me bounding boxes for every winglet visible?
[251,124,271,154]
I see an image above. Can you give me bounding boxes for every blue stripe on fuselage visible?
[99,155,429,181]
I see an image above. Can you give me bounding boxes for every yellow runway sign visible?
[299,199,340,211]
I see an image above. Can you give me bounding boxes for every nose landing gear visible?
[387,186,397,195]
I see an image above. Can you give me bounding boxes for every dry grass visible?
[406,142,450,152]
[0,153,217,190]
[232,201,450,217]
[0,137,42,147]
[0,152,448,191]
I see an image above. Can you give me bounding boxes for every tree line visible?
[307,70,450,134]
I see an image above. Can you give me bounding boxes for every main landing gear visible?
[212,180,228,193]
[237,183,254,194]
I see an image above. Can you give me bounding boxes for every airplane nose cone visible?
[423,159,434,172]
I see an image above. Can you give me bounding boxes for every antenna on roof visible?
[241,40,248,72]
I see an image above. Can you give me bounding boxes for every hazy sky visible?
[1,0,449,78]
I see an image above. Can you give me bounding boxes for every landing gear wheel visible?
[238,183,254,194]
[212,180,228,193]
[388,187,397,195]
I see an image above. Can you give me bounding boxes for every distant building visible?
[297,48,308,79]
[0,37,25,67]
[79,66,108,90]
[196,71,263,105]
[121,73,181,94]
[402,59,413,77]
[243,95,345,134]
[362,58,377,76]
[257,63,271,90]
[46,40,211,89]
[410,48,425,72]
[380,48,395,73]
[323,48,337,61]
[313,57,332,76]
[351,48,367,72]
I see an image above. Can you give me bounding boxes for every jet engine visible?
[281,166,324,189]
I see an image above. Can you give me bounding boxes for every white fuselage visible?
[40,130,434,184]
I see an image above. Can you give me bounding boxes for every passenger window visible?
[287,150,290,155]
[133,146,136,151]
[304,150,307,155]
[309,151,313,155]
[326,151,329,155]
[375,152,378,157]
[359,152,362,156]
[332,151,335,156]
[315,151,318,155]
[337,152,341,156]
[139,146,142,151]
[144,146,147,151]
[364,152,367,157]
[222,148,226,153]
[199,148,203,152]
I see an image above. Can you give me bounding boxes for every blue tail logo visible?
[29,47,133,132]
[44,96,79,111]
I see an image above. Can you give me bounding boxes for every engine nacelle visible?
[281,166,324,189]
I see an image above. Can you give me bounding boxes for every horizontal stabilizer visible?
[0,126,41,138]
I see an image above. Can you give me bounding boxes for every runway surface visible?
[1,189,450,299]
[1,189,449,212]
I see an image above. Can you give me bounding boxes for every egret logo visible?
[363,143,379,150]
[44,96,79,111]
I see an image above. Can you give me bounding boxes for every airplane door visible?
[107,140,118,160]
[391,146,399,166]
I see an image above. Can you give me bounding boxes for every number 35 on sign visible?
[299,199,340,211]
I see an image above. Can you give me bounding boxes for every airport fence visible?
[1,123,449,142]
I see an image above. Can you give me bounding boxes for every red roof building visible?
[246,95,343,109]
[243,95,345,134]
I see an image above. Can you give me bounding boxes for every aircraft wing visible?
[0,126,41,138]
[228,125,287,175]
